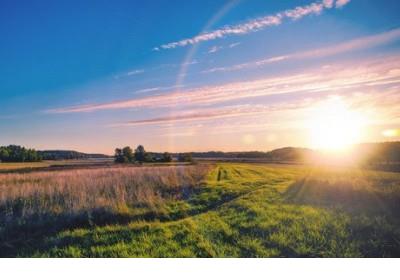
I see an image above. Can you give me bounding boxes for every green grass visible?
[2,163,400,257]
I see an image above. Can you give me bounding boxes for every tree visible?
[161,152,172,162]
[0,147,9,162]
[122,146,134,162]
[0,145,41,162]
[114,148,126,163]
[178,153,193,163]
[134,145,146,163]
[144,153,154,162]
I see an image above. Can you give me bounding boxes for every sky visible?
[1,0,400,154]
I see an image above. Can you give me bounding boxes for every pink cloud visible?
[47,55,400,114]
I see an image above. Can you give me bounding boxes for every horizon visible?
[1,0,400,154]
[4,140,397,157]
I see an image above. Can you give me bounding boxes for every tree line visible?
[0,145,41,162]
[114,145,193,163]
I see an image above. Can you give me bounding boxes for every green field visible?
[1,163,399,257]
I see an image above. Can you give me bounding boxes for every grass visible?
[0,161,51,171]
[0,159,113,171]
[1,163,399,257]
[0,159,188,173]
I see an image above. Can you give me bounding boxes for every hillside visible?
[190,147,315,162]
[190,142,400,165]
[38,150,111,160]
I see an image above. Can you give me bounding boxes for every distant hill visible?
[189,147,315,162]
[38,150,111,160]
[189,142,400,166]
[265,147,316,162]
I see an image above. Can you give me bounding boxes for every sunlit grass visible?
[1,163,399,257]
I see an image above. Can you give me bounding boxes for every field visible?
[0,159,113,172]
[0,162,399,257]
[0,161,52,171]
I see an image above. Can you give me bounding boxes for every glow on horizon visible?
[307,97,367,151]
[382,129,400,138]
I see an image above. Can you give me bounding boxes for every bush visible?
[178,153,193,163]
[162,152,172,162]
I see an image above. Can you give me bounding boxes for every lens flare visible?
[308,97,366,151]
[382,129,400,137]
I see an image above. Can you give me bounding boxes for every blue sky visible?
[1,0,400,153]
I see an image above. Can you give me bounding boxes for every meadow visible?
[0,159,113,172]
[0,162,399,257]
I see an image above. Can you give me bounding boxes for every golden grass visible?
[0,165,210,220]
[0,162,51,170]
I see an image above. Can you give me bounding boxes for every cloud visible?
[46,55,400,114]
[202,55,289,73]
[114,69,144,79]
[113,59,198,80]
[323,0,334,8]
[159,131,196,137]
[114,85,400,128]
[208,46,223,53]
[135,87,162,94]
[118,110,239,126]
[156,0,351,50]
[335,0,351,8]
[182,60,199,66]
[135,85,184,94]
[207,42,241,54]
[127,69,144,76]
[202,28,400,73]
[112,103,308,127]
[229,42,241,48]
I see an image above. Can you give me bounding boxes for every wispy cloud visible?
[135,85,184,94]
[229,42,241,48]
[207,42,241,54]
[114,69,144,79]
[46,55,400,114]
[202,28,400,73]
[112,104,307,127]
[113,59,198,80]
[127,69,145,76]
[135,87,161,94]
[156,0,351,50]
[114,86,400,128]
[208,46,223,53]
[203,55,289,73]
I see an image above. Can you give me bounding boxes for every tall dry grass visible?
[0,165,210,225]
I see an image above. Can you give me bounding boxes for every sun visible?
[308,97,365,151]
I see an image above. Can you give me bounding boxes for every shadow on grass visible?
[284,177,400,215]
[284,177,400,257]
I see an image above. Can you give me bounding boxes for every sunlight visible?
[382,128,400,138]
[308,97,366,151]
